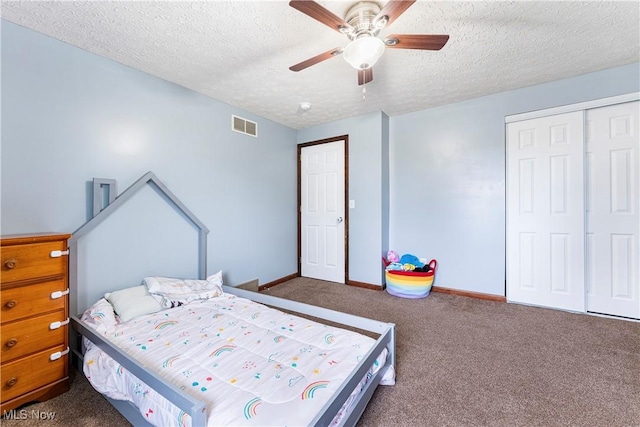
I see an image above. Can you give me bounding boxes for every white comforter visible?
[82,293,389,426]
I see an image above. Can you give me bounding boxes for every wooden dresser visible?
[1,233,71,412]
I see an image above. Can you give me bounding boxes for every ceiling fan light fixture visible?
[342,36,385,70]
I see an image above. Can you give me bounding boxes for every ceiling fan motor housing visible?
[345,1,383,39]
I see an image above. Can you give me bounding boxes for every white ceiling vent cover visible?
[232,115,258,137]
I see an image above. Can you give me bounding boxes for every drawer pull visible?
[49,318,70,330]
[6,338,18,347]
[50,289,70,299]
[4,258,17,269]
[49,347,69,361]
[5,299,18,309]
[50,250,69,258]
[6,377,17,387]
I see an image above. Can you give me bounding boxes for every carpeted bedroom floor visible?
[3,277,639,427]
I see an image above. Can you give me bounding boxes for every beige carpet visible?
[3,277,639,426]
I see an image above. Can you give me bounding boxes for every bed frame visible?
[68,171,396,427]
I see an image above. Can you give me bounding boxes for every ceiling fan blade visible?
[384,34,449,50]
[374,0,416,28]
[358,68,373,86]
[289,0,353,33]
[289,48,343,72]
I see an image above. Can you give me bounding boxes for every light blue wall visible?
[297,112,386,285]
[1,21,298,287]
[3,21,638,296]
[390,62,640,296]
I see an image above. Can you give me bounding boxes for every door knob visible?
[337,217,343,223]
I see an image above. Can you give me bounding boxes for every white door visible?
[586,101,639,319]
[300,140,345,283]
[507,111,586,312]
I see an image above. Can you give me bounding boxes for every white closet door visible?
[507,111,585,312]
[586,101,639,319]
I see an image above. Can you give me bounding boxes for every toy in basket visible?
[383,257,437,299]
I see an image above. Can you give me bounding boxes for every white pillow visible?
[104,285,163,322]
[205,270,224,293]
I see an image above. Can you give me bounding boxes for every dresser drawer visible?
[1,279,67,323]
[1,344,67,402]
[1,240,67,283]
[1,311,67,362]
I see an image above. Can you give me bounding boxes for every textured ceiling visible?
[1,1,639,129]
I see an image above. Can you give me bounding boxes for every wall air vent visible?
[232,115,258,137]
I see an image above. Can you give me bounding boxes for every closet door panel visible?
[586,101,639,319]
[507,111,585,312]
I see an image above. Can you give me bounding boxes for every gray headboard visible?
[67,171,209,317]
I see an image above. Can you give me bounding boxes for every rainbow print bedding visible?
[82,293,388,426]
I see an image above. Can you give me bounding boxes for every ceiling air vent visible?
[232,115,258,137]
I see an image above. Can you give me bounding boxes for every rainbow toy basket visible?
[384,259,437,299]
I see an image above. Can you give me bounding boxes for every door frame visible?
[297,135,349,282]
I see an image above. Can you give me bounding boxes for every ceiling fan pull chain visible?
[362,85,367,101]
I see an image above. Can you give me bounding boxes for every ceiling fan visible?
[289,0,449,85]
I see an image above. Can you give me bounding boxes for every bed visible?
[68,172,396,427]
